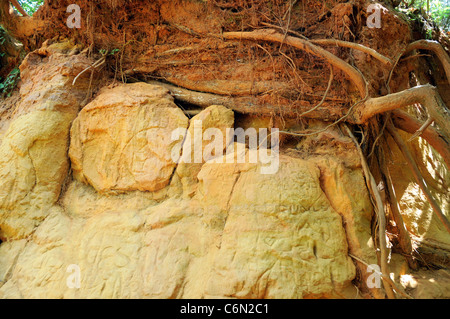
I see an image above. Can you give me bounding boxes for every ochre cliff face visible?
[0,41,448,299]
[69,83,190,193]
[0,41,92,240]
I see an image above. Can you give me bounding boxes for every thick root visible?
[404,40,450,85]
[147,80,344,120]
[343,124,396,299]
[9,0,28,17]
[392,110,450,168]
[353,85,450,140]
[222,29,367,98]
[386,121,450,234]
[0,0,44,48]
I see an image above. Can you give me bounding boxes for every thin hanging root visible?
[343,124,396,299]
[392,110,450,168]
[72,56,106,86]
[222,29,367,98]
[295,66,333,117]
[379,143,417,269]
[386,121,450,234]
[408,117,434,141]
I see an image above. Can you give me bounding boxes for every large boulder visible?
[69,83,189,193]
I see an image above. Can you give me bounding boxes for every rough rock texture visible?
[0,111,74,239]
[69,83,189,193]
[197,151,357,298]
[173,104,235,197]
[0,149,364,298]
[0,40,93,240]
[0,60,372,296]
[0,42,449,298]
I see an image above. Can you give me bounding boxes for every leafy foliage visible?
[16,0,44,16]
[0,1,43,98]
[402,0,450,31]
[427,0,450,30]
[0,67,20,98]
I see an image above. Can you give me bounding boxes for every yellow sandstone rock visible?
[69,83,189,193]
[0,149,360,298]
[0,111,74,239]
[0,40,93,240]
[173,104,235,197]
[0,42,448,298]
[0,74,374,298]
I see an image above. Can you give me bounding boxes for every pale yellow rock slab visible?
[0,111,75,239]
[69,83,189,193]
[174,104,234,197]
[0,150,359,299]
[198,151,356,298]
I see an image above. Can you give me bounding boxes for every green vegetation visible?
[402,0,450,31]
[0,1,43,97]
[0,66,19,98]
[0,27,20,98]
[427,0,450,30]
[16,0,44,16]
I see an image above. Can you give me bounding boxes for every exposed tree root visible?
[343,124,396,299]
[154,74,288,96]
[408,117,434,141]
[257,23,393,67]
[310,39,393,67]
[386,121,450,234]
[348,254,413,299]
[378,141,417,269]
[146,30,449,158]
[295,66,333,118]
[403,40,450,85]
[147,80,344,121]
[0,0,45,48]
[391,110,450,168]
[151,78,450,165]
[9,0,28,17]
[73,56,106,86]
[222,29,368,98]
[353,85,450,141]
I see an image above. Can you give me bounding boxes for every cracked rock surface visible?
[0,41,448,299]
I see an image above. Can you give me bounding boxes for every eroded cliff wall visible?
[0,40,448,299]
